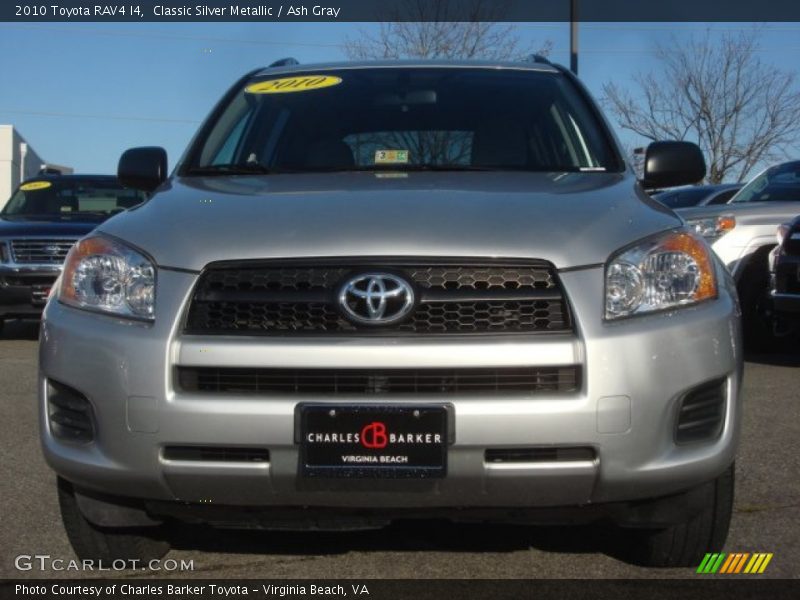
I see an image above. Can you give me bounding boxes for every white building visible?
[0,125,72,209]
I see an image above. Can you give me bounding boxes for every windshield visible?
[2,179,146,218]
[184,68,619,174]
[731,162,800,203]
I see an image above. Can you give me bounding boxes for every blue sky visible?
[0,21,799,178]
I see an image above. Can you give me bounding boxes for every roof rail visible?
[269,57,300,68]
[525,54,552,65]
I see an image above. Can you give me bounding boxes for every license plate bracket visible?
[298,404,448,478]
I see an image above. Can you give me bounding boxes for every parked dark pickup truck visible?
[770,214,800,334]
[0,174,146,332]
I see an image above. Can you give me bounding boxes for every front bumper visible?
[0,269,59,318]
[39,264,743,513]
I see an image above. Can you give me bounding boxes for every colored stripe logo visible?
[697,553,773,574]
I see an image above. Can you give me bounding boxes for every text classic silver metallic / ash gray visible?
[38,59,742,568]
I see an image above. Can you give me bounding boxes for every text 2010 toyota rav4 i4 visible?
[39,59,742,568]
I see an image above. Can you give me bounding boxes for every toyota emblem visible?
[338,273,415,325]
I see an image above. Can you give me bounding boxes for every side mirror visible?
[642,141,706,189]
[118,147,168,192]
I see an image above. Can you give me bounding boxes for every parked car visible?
[40,58,741,568]
[0,175,146,333]
[653,184,742,209]
[769,215,800,335]
[678,160,800,348]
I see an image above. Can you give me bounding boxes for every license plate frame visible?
[298,404,449,479]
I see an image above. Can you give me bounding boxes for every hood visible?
[0,215,102,238]
[98,171,681,271]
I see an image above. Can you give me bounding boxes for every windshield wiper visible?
[298,164,593,173]
[294,164,505,173]
[184,163,601,176]
[184,163,277,176]
[395,164,500,172]
[72,211,112,217]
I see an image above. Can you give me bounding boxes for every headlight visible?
[605,229,717,320]
[685,214,735,242]
[59,236,156,321]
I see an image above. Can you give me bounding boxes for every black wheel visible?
[623,463,735,568]
[57,477,170,567]
[737,250,775,353]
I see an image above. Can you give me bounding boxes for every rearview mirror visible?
[374,90,438,106]
[642,141,706,189]
[118,147,168,192]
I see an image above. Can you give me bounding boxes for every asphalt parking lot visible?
[1,320,797,580]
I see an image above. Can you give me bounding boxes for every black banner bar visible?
[3,1,800,23]
[3,579,800,600]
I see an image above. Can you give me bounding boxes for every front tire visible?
[623,463,735,568]
[57,477,170,567]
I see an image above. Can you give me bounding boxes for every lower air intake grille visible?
[676,378,727,444]
[485,447,595,463]
[162,446,269,463]
[177,366,580,395]
[47,380,94,443]
[0,274,58,287]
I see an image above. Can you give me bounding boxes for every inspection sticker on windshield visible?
[375,150,409,164]
[245,75,342,94]
[19,181,52,191]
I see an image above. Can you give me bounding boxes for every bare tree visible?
[603,30,800,183]
[344,0,551,62]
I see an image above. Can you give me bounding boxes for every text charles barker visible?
[307,432,442,444]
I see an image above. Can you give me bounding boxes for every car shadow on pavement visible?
[745,354,800,367]
[0,319,40,341]
[744,350,800,367]
[167,520,632,562]
[742,326,800,366]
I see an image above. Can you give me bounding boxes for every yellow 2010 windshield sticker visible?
[375,150,409,164]
[19,181,52,191]
[245,75,342,94]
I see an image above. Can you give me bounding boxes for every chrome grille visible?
[185,260,572,335]
[10,239,76,264]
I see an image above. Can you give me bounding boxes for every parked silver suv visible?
[39,59,742,568]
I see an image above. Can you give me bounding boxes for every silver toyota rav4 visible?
[39,59,742,568]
